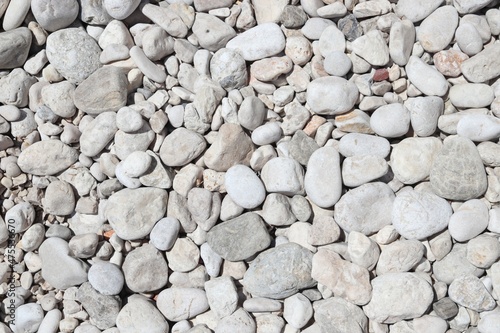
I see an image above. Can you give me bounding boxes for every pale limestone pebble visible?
[251,56,293,82]
[252,122,282,146]
[46,28,102,84]
[338,133,390,158]
[187,188,220,231]
[334,182,395,235]
[478,312,500,333]
[352,0,391,18]
[318,25,346,57]
[10,108,37,137]
[141,4,187,38]
[129,46,167,83]
[391,137,442,184]
[456,23,484,56]
[226,23,285,61]
[116,106,143,133]
[0,68,36,107]
[224,164,265,209]
[405,96,443,137]
[31,0,79,32]
[478,142,500,168]
[306,76,358,116]
[466,234,500,269]
[0,105,21,122]
[364,273,434,324]
[450,83,495,109]
[0,27,32,70]
[209,48,247,91]
[395,0,442,22]
[139,150,174,189]
[41,81,76,118]
[336,109,374,133]
[313,297,368,333]
[243,242,315,299]
[457,115,500,142]
[103,0,140,20]
[105,187,167,240]
[98,20,134,49]
[301,17,334,40]
[24,49,48,75]
[254,314,285,333]
[260,193,296,227]
[173,163,203,197]
[101,44,130,64]
[115,297,168,333]
[243,298,282,313]
[37,309,62,333]
[42,180,75,216]
[461,43,500,83]
[214,308,255,333]
[159,127,206,167]
[166,237,200,273]
[87,261,124,296]
[448,199,489,242]
[18,140,78,176]
[204,276,238,319]
[312,248,372,305]
[377,239,425,275]
[13,303,44,333]
[74,66,128,115]
[449,275,496,312]
[486,9,500,35]
[370,103,410,138]
[280,4,308,28]
[119,151,152,178]
[79,112,117,157]
[438,109,488,135]
[453,0,494,14]
[347,231,380,270]
[430,136,488,200]
[417,6,459,53]
[260,157,304,196]
[2,0,30,30]
[157,288,209,321]
[323,51,352,77]
[489,207,500,233]
[39,237,89,290]
[191,13,236,52]
[238,96,266,131]
[79,0,112,25]
[352,30,390,66]
[122,244,169,293]
[317,2,347,18]
[200,242,223,277]
[406,56,448,97]
[341,155,388,187]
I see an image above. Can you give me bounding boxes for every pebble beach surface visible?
[1,0,500,332]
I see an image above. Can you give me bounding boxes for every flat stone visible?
[395,0,443,22]
[347,231,379,270]
[0,27,32,69]
[448,275,496,312]
[207,212,271,261]
[39,237,89,290]
[307,76,358,116]
[77,282,121,330]
[389,19,415,66]
[461,43,500,83]
[238,96,266,131]
[74,66,128,115]
[141,4,188,38]
[334,182,395,235]
[215,308,256,333]
[430,136,487,200]
[80,0,113,25]
[41,81,76,118]
[149,217,180,251]
[390,137,442,184]
[450,83,495,108]
[301,17,334,40]
[318,25,346,57]
[261,157,305,196]
[43,180,75,216]
[453,0,494,14]
[226,23,285,61]
[46,28,102,84]
[417,6,458,53]
[314,297,368,333]
[433,49,469,77]
[32,0,79,32]
[457,114,500,142]
[225,165,266,209]
[5,202,35,234]
[88,261,124,296]
[370,103,410,138]
[105,188,168,240]
[376,240,425,275]
[204,123,254,172]
[342,155,388,187]
[103,0,140,20]
[406,55,448,97]
[261,193,296,226]
[192,12,236,52]
[243,243,315,299]
[157,288,209,321]
[122,243,169,293]
[352,30,390,66]
[79,112,118,157]
[392,189,452,240]
[466,234,500,268]
[312,249,371,305]
[166,238,200,273]
[406,96,444,137]
[0,69,36,107]
[456,23,483,56]
[159,128,206,167]
[433,243,485,284]
[363,273,434,324]
[448,199,489,242]
[338,133,390,158]
[205,276,238,319]
[18,140,78,176]
[116,297,169,333]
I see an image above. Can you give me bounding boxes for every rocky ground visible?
[1,0,500,332]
